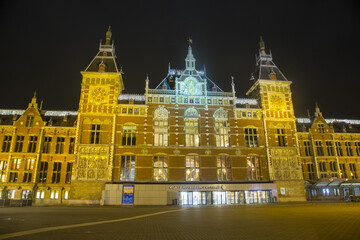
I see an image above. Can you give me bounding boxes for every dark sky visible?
[0,0,359,119]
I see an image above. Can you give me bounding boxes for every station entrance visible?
[179,190,272,205]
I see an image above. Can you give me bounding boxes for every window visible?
[64,191,70,200]
[0,161,7,182]
[186,155,200,181]
[276,129,286,147]
[11,158,21,170]
[23,172,32,182]
[355,142,360,156]
[42,137,52,153]
[330,161,337,172]
[36,190,45,199]
[90,124,101,144]
[304,141,312,156]
[339,163,347,178]
[9,190,16,199]
[1,135,12,152]
[318,123,325,133]
[318,161,326,172]
[315,141,324,156]
[184,108,200,147]
[14,135,24,152]
[335,142,343,156]
[120,155,135,181]
[68,137,75,154]
[65,162,73,183]
[55,137,65,154]
[122,125,136,146]
[345,142,353,156]
[52,162,62,183]
[247,156,261,181]
[25,115,34,127]
[27,136,38,153]
[50,190,59,199]
[25,158,35,170]
[153,107,169,146]
[245,128,258,147]
[38,162,48,183]
[21,190,31,199]
[214,109,230,147]
[349,163,358,179]
[153,155,168,181]
[326,141,334,156]
[9,172,18,182]
[217,155,231,181]
[307,163,315,180]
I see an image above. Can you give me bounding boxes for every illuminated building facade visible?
[0,28,359,205]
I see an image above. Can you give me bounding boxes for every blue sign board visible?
[122,185,135,205]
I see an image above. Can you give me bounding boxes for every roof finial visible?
[315,102,322,117]
[204,64,206,76]
[168,62,171,74]
[307,109,311,119]
[231,76,235,85]
[259,36,266,55]
[188,37,193,45]
[105,26,112,45]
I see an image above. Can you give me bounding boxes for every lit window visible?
[244,128,258,147]
[339,163,347,178]
[0,161,7,182]
[38,162,48,183]
[186,155,200,181]
[349,163,358,179]
[214,108,230,147]
[120,155,135,181]
[217,155,231,181]
[64,191,70,200]
[153,155,168,181]
[247,156,261,181]
[153,107,169,146]
[21,190,31,199]
[36,190,45,199]
[9,190,16,199]
[122,125,137,146]
[11,158,21,170]
[184,108,200,147]
[50,190,59,199]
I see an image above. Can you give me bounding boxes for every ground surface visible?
[0,202,360,240]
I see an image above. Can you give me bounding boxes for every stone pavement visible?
[1,202,360,240]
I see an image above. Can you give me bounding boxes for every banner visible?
[122,185,135,205]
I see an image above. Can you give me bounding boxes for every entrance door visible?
[213,191,226,204]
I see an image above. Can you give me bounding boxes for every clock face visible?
[182,77,201,95]
[269,93,285,109]
[90,87,109,104]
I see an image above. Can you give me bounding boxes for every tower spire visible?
[105,26,112,45]
[259,36,266,55]
[315,102,322,117]
[185,38,196,69]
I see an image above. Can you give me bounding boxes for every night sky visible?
[0,0,359,119]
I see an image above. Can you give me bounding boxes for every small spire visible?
[307,109,311,119]
[168,62,171,74]
[31,91,37,104]
[187,37,193,45]
[250,73,255,82]
[40,100,43,110]
[315,102,322,117]
[259,36,266,55]
[120,66,124,74]
[231,76,235,86]
[105,26,112,45]
[204,64,206,76]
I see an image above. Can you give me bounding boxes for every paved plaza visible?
[1,202,360,240]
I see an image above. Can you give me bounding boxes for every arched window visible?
[184,108,199,147]
[217,155,231,181]
[214,108,230,147]
[153,107,169,146]
[153,155,168,181]
[185,154,200,181]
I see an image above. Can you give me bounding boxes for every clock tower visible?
[247,37,305,202]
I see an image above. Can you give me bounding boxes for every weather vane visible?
[188,37,193,45]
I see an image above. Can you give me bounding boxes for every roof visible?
[84,43,119,73]
[254,52,288,81]
[296,118,360,133]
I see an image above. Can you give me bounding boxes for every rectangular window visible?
[330,161,337,172]
[276,129,286,147]
[25,158,35,170]
[244,128,258,147]
[215,120,230,147]
[50,190,59,199]
[55,137,65,154]
[153,155,168,181]
[21,190,31,199]
[25,115,34,127]
[153,119,169,147]
[304,141,312,156]
[0,161,7,182]
[355,142,360,156]
[9,172,18,182]
[23,172,32,183]
[38,162,48,183]
[349,163,358,179]
[339,163,347,178]
[247,156,261,181]
[9,190,16,199]
[68,137,75,154]
[186,155,200,181]
[90,124,101,144]
[11,158,21,170]
[326,141,334,156]
[65,162,73,184]
[64,191,70,200]
[122,126,137,146]
[335,142,343,156]
[318,123,325,133]
[42,137,52,153]
[120,155,135,181]
[14,135,24,152]
[315,141,324,156]
[345,142,353,156]
[217,155,231,181]
[307,163,315,180]
[36,190,45,199]
[27,136,38,153]
[318,161,326,172]
[185,119,199,147]
[52,162,62,183]
[1,135,12,152]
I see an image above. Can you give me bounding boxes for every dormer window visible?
[318,123,325,133]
